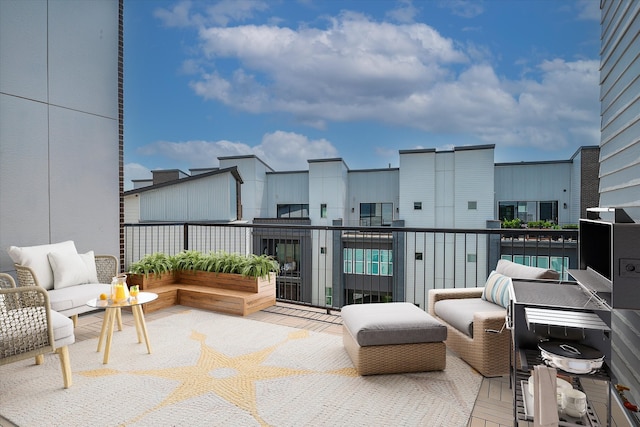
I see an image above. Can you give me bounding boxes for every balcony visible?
[116,222,581,425]
[0,223,585,426]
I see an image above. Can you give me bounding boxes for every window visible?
[343,248,393,276]
[277,204,309,218]
[468,201,477,210]
[414,202,422,210]
[498,200,558,223]
[320,203,327,218]
[359,202,393,226]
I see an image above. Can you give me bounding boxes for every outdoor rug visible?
[0,309,482,426]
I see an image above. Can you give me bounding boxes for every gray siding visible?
[600,0,640,417]
[140,173,236,222]
[495,162,574,224]
[347,169,399,226]
[0,0,121,272]
[599,0,640,217]
[265,172,310,218]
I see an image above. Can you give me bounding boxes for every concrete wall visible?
[0,0,122,273]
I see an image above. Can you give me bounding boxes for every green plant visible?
[501,218,522,229]
[130,250,279,279]
[172,250,204,271]
[241,254,279,279]
[127,252,175,278]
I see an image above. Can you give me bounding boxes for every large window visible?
[498,201,558,223]
[360,202,393,226]
[277,204,309,218]
[343,248,393,276]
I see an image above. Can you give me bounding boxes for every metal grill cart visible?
[510,207,640,426]
[509,279,611,426]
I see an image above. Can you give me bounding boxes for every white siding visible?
[124,195,141,224]
[308,159,348,226]
[399,150,437,227]
[495,162,573,223]
[0,0,120,272]
[139,173,236,222]
[346,169,399,226]
[453,147,494,229]
[265,172,309,218]
[599,0,640,217]
[220,156,271,221]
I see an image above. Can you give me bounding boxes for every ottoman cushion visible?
[341,302,447,346]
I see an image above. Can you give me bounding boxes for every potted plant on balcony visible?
[127,252,177,289]
[127,250,279,291]
[181,251,279,292]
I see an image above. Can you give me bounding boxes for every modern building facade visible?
[0,0,123,274]
[124,144,595,307]
[126,144,599,228]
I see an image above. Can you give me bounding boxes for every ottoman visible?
[341,302,447,375]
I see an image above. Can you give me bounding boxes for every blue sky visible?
[124,0,601,189]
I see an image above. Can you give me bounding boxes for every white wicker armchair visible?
[0,273,75,388]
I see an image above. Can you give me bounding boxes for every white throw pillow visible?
[7,241,77,290]
[79,251,99,283]
[48,251,91,289]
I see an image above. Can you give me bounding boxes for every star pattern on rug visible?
[80,327,357,425]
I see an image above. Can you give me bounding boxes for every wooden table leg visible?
[116,307,123,331]
[133,305,152,354]
[103,307,116,364]
[131,303,143,343]
[97,308,110,352]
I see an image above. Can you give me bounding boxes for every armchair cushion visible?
[7,241,77,290]
[481,271,512,308]
[47,250,98,289]
[434,297,503,337]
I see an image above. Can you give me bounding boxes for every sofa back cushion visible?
[48,250,99,289]
[7,241,77,290]
[481,271,512,308]
[496,259,559,280]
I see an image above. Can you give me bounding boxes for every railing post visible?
[183,223,189,251]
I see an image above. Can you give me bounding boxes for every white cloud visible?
[155,0,269,28]
[124,162,152,190]
[386,0,420,23]
[136,131,338,172]
[137,139,253,168]
[439,0,484,19]
[575,0,600,21]
[160,2,600,156]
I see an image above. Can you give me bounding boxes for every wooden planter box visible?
[126,271,276,316]
[127,271,177,290]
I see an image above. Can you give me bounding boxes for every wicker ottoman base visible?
[343,324,446,375]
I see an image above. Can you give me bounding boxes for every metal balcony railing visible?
[124,222,577,311]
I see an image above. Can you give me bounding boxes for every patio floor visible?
[0,303,513,427]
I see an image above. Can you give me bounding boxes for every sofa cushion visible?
[481,271,512,308]
[434,298,505,338]
[496,259,559,280]
[48,283,111,313]
[79,251,99,283]
[7,241,77,290]
[48,250,98,289]
[341,302,446,346]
